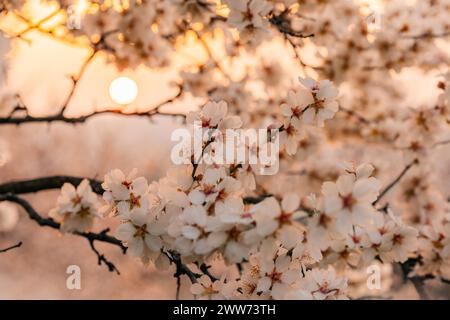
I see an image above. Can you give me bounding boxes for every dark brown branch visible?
[403,31,450,40]
[192,30,231,80]
[59,49,97,115]
[0,85,185,125]
[176,274,181,300]
[399,256,450,299]
[167,250,200,284]
[269,13,314,38]
[199,263,218,281]
[0,180,201,283]
[87,229,121,275]
[373,159,418,205]
[14,9,61,38]
[433,139,450,148]
[284,35,308,74]
[243,194,273,204]
[339,106,371,124]
[0,241,23,253]
[0,176,104,196]
[0,108,185,125]
[0,193,125,272]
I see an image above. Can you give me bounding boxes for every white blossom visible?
[49,180,100,233]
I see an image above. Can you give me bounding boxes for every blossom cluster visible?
[49,179,100,233]
[94,91,419,299]
[2,0,450,300]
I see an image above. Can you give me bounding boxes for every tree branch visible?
[0,85,185,125]
[373,159,418,206]
[87,229,121,275]
[0,193,125,273]
[0,179,202,283]
[269,13,314,38]
[167,250,200,284]
[339,106,371,124]
[0,176,104,195]
[0,241,23,253]
[403,31,450,40]
[399,256,450,299]
[59,49,97,115]
[198,263,218,281]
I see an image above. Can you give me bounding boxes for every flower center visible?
[341,194,356,209]
[133,224,148,238]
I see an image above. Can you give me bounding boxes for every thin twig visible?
[269,14,314,38]
[168,250,200,283]
[402,31,450,40]
[433,139,450,148]
[0,181,201,282]
[0,86,185,125]
[176,276,181,300]
[373,159,418,205]
[0,193,125,273]
[193,30,230,80]
[199,263,218,281]
[59,50,97,115]
[284,35,308,76]
[0,241,23,253]
[14,9,61,38]
[339,106,370,124]
[87,229,121,275]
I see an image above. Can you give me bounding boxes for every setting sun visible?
[109,76,138,105]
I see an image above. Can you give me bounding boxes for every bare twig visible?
[167,250,200,284]
[0,193,125,273]
[373,159,418,205]
[243,194,273,204]
[399,256,450,299]
[284,35,308,76]
[0,176,104,195]
[193,30,231,80]
[403,31,450,40]
[0,178,202,284]
[199,263,218,281]
[176,274,181,300]
[433,139,450,148]
[87,229,121,275]
[59,50,97,115]
[269,13,314,38]
[0,86,185,125]
[339,106,371,124]
[0,241,23,253]
[14,9,61,38]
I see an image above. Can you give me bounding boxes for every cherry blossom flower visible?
[321,164,381,234]
[244,240,301,299]
[253,195,304,244]
[416,220,450,278]
[280,88,314,128]
[101,169,149,219]
[293,267,348,300]
[115,209,164,264]
[187,100,242,130]
[298,77,339,127]
[225,0,272,44]
[49,180,100,233]
[190,275,236,300]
